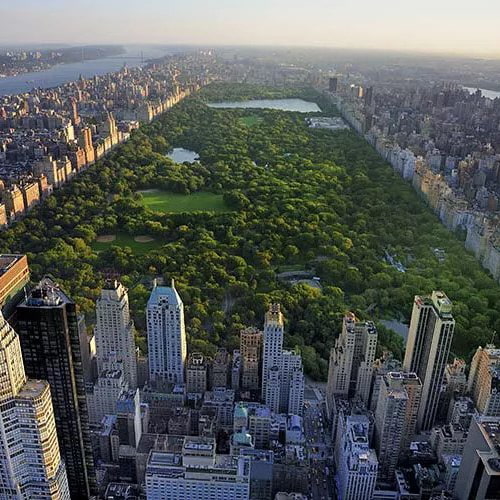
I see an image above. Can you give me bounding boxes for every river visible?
[0,45,171,97]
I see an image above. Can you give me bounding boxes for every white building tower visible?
[0,311,70,499]
[262,304,284,406]
[336,415,378,500]
[94,280,138,388]
[147,280,187,384]
[404,291,455,430]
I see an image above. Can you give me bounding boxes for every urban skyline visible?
[0,1,500,57]
[1,7,500,497]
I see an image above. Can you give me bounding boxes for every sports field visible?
[138,190,230,213]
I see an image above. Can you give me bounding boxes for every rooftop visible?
[20,276,73,308]
[147,279,182,307]
[16,378,48,399]
[0,254,25,276]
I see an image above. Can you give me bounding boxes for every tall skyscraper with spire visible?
[147,279,187,384]
[15,277,96,499]
[94,280,138,389]
[0,311,70,499]
[403,291,455,430]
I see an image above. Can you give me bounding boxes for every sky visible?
[1,0,500,57]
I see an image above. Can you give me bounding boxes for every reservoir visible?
[464,86,500,100]
[0,45,169,97]
[167,148,199,163]
[208,98,321,113]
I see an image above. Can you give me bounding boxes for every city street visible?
[304,385,335,500]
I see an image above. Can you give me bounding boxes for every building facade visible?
[326,313,378,415]
[468,345,500,416]
[94,280,138,389]
[262,304,284,406]
[403,291,455,430]
[145,437,250,500]
[186,352,208,394]
[15,277,96,498]
[336,415,378,500]
[0,311,70,499]
[261,304,305,415]
[240,327,262,391]
[147,280,187,384]
[454,415,500,500]
[374,373,409,483]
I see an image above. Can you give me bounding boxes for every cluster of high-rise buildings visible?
[328,78,500,284]
[0,255,310,499]
[2,252,500,499]
[0,51,223,228]
[326,290,500,500]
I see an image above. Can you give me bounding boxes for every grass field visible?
[239,115,263,127]
[138,190,230,213]
[92,233,162,254]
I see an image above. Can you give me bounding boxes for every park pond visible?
[166,148,199,163]
[207,98,321,113]
[381,319,409,341]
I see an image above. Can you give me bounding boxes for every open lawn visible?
[239,115,263,127]
[92,233,162,254]
[138,190,230,213]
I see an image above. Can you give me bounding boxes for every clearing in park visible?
[138,189,230,213]
[239,115,263,127]
[92,233,161,254]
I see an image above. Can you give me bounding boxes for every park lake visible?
[166,148,200,163]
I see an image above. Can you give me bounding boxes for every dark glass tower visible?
[15,277,96,499]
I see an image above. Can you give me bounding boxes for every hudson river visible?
[0,46,170,96]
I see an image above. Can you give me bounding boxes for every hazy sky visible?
[1,0,500,57]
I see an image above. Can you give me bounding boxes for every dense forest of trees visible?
[2,83,499,379]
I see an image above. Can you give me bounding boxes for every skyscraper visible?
[94,280,138,389]
[453,415,500,500]
[147,280,187,384]
[467,345,500,417]
[261,304,305,415]
[403,291,455,430]
[240,327,262,391]
[335,415,378,500]
[281,350,304,415]
[326,313,378,414]
[374,373,408,483]
[262,304,284,407]
[0,311,70,499]
[15,277,96,498]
